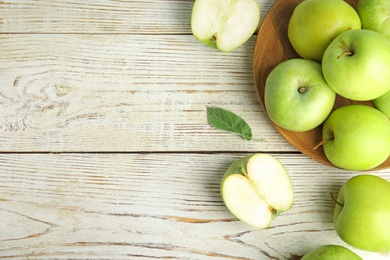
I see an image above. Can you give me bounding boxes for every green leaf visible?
[207,107,252,141]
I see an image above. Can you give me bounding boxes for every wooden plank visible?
[0,34,294,152]
[0,0,274,34]
[0,153,388,259]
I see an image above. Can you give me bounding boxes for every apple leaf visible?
[207,107,252,141]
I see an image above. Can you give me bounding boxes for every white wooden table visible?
[1,1,389,259]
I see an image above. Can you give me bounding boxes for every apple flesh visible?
[357,0,390,40]
[322,29,390,101]
[288,0,361,62]
[191,0,260,52]
[334,175,390,253]
[301,245,362,260]
[372,90,390,119]
[322,105,390,171]
[220,154,294,228]
[264,58,336,132]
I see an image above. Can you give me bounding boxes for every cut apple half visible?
[221,154,294,228]
[191,0,261,52]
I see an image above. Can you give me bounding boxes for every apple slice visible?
[191,0,260,52]
[221,154,294,228]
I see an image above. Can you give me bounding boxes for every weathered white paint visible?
[0,1,388,259]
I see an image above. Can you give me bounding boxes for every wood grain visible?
[1,153,389,259]
[1,0,389,259]
[0,0,273,34]
[0,34,294,152]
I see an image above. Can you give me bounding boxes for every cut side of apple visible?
[221,154,294,228]
[191,0,260,52]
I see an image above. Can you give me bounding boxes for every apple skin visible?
[220,154,294,228]
[334,175,390,253]
[301,245,362,260]
[288,0,361,62]
[357,0,390,40]
[264,58,336,132]
[322,29,390,101]
[372,90,390,119]
[322,104,390,171]
[191,0,260,52]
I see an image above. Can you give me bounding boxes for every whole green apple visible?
[301,245,362,260]
[264,58,336,132]
[191,0,260,52]
[220,154,294,228]
[334,175,390,252]
[322,29,390,101]
[357,0,390,40]
[372,90,390,118]
[322,104,390,171]
[288,0,361,62]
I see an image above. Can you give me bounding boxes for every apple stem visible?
[330,192,344,207]
[312,138,331,150]
[337,51,353,59]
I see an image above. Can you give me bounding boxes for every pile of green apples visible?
[217,1,390,257]
[191,0,390,171]
[264,0,390,171]
[190,0,390,258]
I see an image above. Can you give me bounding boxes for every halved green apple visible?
[221,154,294,228]
[191,0,261,52]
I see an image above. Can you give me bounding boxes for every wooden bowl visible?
[253,0,390,170]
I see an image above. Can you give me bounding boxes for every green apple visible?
[191,0,260,52]
[264,58,336,132]
[288,0,361,62]
[334,175,390,252]
[322,29,390,101]
[372,90,390,118]
[322,105,390,171]
[220,154,294,228]
[301,245,362,260]
[357,0,390,40]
